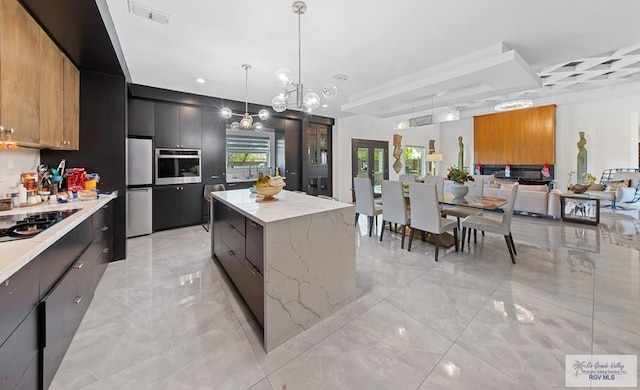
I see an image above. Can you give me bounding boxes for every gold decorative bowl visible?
[255,185,283,201]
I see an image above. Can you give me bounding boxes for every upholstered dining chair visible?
[203,183,226,231]
[408,183,459,261]
[354,177,383,237]
[461,184,519,263]
[422,175,445,202]
[398,174,418,184]
[380,180,410,248]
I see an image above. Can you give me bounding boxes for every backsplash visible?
[0,148,40,196]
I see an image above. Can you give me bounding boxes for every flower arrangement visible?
[446,166,474,184]
[582,172,597,186]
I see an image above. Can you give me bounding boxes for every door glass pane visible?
[319,128,328,165]
[307,127,318,165]
[373,148,385,191]
[404,146,424,177]
[357,148,369,177]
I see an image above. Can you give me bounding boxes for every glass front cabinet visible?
[304,123,331,196]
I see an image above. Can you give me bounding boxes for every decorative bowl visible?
[255,185,283,201]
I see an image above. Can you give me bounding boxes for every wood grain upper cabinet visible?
[38,28,64,149]
[0,0,41,146]
[62,56,80,150]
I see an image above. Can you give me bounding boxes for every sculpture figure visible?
[577,132,587,184]
[457,136,464,169]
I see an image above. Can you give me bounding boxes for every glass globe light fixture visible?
[272,95,287,112]
[221,64,269,131]
[271,2,338,113]
[303,92,320,110]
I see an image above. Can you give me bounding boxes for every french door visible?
[351,139,389,201]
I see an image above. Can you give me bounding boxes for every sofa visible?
[464,175,562,218]
[584,170,640,208]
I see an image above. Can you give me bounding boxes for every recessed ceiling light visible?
[322,104,328,108]
[195,78,206,84]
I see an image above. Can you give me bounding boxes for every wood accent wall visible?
[474,105,556,164]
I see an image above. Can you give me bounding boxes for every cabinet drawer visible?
[92,204,108,239]
[220,221,245,261]
[224,205,245,236]
[0,255,39,347]
[245,219,264,275]
[0,308,38,390]
[234,255,264,327]
[14,354,38,390]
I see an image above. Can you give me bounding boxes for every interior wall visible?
[334,93,640,201]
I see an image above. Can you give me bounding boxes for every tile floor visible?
[50,208,640,389]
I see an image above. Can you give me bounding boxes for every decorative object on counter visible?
[505,164,511,178]
[475,161,482,175]
[582,172,597,186]
[457,136,464,169]
[577,131,587,184]
[0,198,12,211]
[567,170,576,186]
[271,1,338,113]
[0,126,18,150]
[447,166,474,202]
[67,168,89,191]
[255,173,285,202]
[392,134,403,174]
[221,64,270,131]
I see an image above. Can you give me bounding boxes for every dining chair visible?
[354,177,383,237]
[442,179,484,240]
[398,174,418,184]
[422,175,444,202]
[408,183,459,261]
[461,184,519,263]
[380,180,410,248]
[203,184,226,231]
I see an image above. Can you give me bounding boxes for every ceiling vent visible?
[331,73,350,81]
[128,1,170,25]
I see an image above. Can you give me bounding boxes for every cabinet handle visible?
[227,224,234,230]
[176,144,180,148]
[211,176,219,179]
[73,295,83,304]
[103,205,109,209]
[74,262,84,269]
[101,226,109,231]
[103,248,109,254]
[248,221,257,227]
[228,250,234,256]
[248,264,258,275]
[290,172,297,175]
[181,144,184,148]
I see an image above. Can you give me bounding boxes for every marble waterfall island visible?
[211,189,356,352]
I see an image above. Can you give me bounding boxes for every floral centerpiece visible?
[446,166,474,184]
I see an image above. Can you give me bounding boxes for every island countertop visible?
[211,189,353,225]
[0,195,116,282]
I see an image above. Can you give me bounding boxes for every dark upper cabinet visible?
[202,107,226,184]
[128,99,154,137]
[154,102,202,149]
[303,123,332,196]
[285,119,302,191]
[153,184,202,230]
[179,105,202,149]
[154,102,180,148]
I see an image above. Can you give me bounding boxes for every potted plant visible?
[446,166,474,201]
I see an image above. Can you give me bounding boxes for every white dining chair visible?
[461,184,519,263]
[442,179,484,240]
[408,183,459,261]
[398,174,418,184]
[380,180,410,248]
[354,177,383,237]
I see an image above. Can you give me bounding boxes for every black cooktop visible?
[0,209,80,243]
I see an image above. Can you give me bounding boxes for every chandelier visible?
[271,1,338,113]
[494,99,533,111]
[221,64,269,131]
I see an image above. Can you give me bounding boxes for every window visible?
[404,146,425,176]
[226,131,274,181]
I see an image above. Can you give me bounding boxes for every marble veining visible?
[51,206,640,389]
[0,147,39,196]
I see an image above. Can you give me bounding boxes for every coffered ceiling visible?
[102,0,640,118]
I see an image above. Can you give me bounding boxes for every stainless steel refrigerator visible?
[126,138,153,237]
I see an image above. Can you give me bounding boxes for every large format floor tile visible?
[51,208,640,389]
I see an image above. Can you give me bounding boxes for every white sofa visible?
[460,175,562,218]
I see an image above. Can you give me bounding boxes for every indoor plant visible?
[446,166,474,201]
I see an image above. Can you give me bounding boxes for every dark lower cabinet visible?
[153,184,203,230]
[0,199,113,390]
[213,200,264,326]
[0,308,38,390]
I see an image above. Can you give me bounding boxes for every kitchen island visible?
[211,189,356,352]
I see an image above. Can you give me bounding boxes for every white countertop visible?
[212,189,353,225]
[0,195,116,282]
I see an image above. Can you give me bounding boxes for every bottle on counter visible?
[17,182,27,205]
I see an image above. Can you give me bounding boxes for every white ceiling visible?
[103,0,640,119]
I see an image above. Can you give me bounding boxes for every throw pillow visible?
[587,183,604,191]
[608,179,630,190]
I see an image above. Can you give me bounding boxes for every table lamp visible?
[426,153,443,176]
